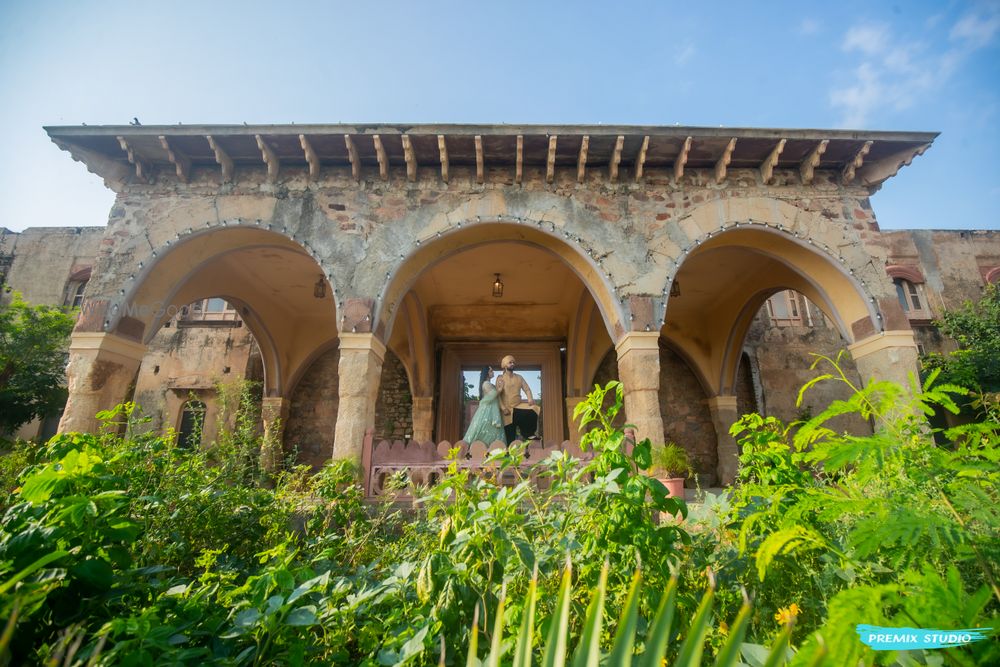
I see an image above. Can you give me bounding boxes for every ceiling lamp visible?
[492,273,504,298]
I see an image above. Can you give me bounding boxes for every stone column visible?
[259,396,290,473]
[565,396,587,442]
[706,395,740,487]
[59,332,147,434]
[411,396,434,442]
[615,332,665,445]
[848,331,921,391]
[332,333,386,465]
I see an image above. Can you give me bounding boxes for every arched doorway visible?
[381,228,621,445]
[662,225,890,483]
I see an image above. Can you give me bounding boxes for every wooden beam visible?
[116,136,153,183]
[760,138,786,184]
[437,135,449,183]
[577,135,589,183]
[546,135,557,183]
[255,135,279,183]
[401,134,417,182]
[609,135,624,182]
[158,135,190,183]
[674,136,692,181]
[634,135,650,182]
[842,140,873,185]
[475,135,484,184]
[299,134,320,180]
[515,135,523,184]
[799,139,828,185]
[344,134,360,181]
[206,135,234,182]
[714,137,737,184]
[372,134,388,180]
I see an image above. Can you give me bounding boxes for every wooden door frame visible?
[437,341,564,443]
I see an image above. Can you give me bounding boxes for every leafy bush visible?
[0,370,997,665]
[0,291,75,434]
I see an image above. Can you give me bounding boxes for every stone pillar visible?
[412,396,434,442]
[332,333,386,465]
[848,331,921,391]
[259,396,290,473]
[706,395,740,487]
[59,333,147,434]
[615,332,665,445]
[565,396,587,442]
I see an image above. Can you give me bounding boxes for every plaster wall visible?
[1,227,103,306]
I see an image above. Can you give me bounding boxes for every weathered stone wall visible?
[82,167,894,345]
[0,227,103,306]
[744,298,870,434]
[373,350,413,441]
[877,229,1000,313]
[132,321,256,444]
[284,347,340,469]
[592,345,718,481]
[658,346,718,481]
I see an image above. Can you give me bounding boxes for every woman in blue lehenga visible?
[463,366,505,444]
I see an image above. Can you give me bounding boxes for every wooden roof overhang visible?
[45,123,937,190]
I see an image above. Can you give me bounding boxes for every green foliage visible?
[650,442,692,478]
[458,561,795,667]
[921,282,1000,393]
[0,290,75,434]
[723,354,1000,666]
[1,370,998,665]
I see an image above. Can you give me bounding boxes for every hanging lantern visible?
[492,273,504,298]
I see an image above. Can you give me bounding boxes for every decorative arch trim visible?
[885,265,925,284]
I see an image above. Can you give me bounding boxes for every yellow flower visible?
[774,603,801,625]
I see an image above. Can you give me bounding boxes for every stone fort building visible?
[3,123,998,488]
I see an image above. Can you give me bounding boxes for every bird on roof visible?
[130,117,141,126]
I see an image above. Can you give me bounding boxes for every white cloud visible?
[674,42,696,66]
[797,18,820,36]
[950,9,1000,48]
[842,23,890,55]
[830,10,1000,128]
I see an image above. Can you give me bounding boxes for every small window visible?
[177,400,206,448]
[894,279,922,312]
[765,291,803,327]
[64,281,87,308]
[178,297,239,324]
[204,297,228,313]
[71,282,86,308]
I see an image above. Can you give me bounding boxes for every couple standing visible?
[463,355,539,445]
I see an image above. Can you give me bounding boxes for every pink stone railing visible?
[360,429,597,498]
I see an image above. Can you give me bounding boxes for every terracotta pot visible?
[660,476,686,499]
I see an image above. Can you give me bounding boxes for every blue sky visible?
[1,0,997,233]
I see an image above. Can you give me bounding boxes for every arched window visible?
[70,282,87,308]
[63,267,92,309]
[177,400,206,448]
[894,278,922,312]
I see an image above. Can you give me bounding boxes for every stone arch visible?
[372,220,627,343]
[663,225,881,397]
[112,224,338,396]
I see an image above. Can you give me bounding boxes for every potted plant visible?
[651,442,691,499]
